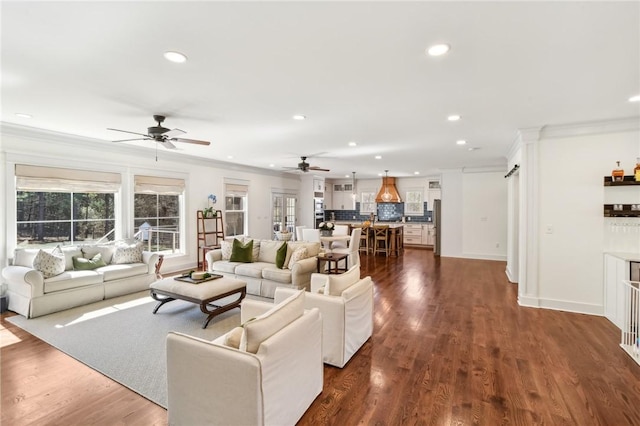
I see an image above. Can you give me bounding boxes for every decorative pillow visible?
[13,248,42,267]
[287,246,308,270]
[258,240,282,263]
[239,290,305,353]
[230,239,253,263]
[275,242,288,269]
[243,237,261,261]
[325,265,361,296]
[223,326,244,349]
[73,253,107,270]
[112,242,143,264]
[220,240,233,260]
[33,246,66,278]
[81,244,116,264]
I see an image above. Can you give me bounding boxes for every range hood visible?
[375,176,402,203]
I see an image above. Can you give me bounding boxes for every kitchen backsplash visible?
[325,202,432,222]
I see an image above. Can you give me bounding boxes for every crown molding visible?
[540,116,640,139]
[0,122,292,179]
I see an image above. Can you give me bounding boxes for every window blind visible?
[225,183,248,196]
[15,164,121,193]
[135,175,185,195]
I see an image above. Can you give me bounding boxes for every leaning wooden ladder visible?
[196,210,224,270]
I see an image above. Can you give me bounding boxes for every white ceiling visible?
[2,1,639,179]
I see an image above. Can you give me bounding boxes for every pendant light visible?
[381,170,392,202]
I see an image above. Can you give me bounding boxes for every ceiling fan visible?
[107,115,211,149]
[285,156,330,173]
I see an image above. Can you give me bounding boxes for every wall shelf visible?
[604,205,640,217]
[604,175,640,186]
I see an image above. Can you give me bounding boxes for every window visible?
[134,175,184,253]
[225,183,248,238]
[404,189,424,216]
[360,190,376,214]
[15,165,119,247]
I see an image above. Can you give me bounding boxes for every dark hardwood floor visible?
[3,248,640,425]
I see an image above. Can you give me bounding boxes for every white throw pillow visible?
[324,265,361,296]
[258,240,282,264]
[13,248,41,267]
[220,240,233,260]
[223,326,244,349]
[287,246,308,270]
[112,242,143,264]
[32,246,66,278]
[81,244,116,264]
[240,290,304,354]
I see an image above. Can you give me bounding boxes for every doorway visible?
[272,193,297,238]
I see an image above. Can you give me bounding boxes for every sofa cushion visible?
[33,246,66,278]
[81,244,116,264]
[211,260,239,274]
[240,290,304,353]
[261,265,292,284]
[44,270,103,293]
[220,240,233,260]
[230,239,253,263]
[112,242,143,264]
[223,326,244,349]
[324,266,361,296]
[73,253,107,270]
[258,240,282,264]
[97,263,148,281]
[285,241,320,266]
[61,246,83,270]
[13,248,41,267]
[242,237,262,261]
[275,242,288,269]
[287,246,308,270]
[235,262,270,279]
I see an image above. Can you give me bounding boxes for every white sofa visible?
[206,238,322,298]
[276,265,373,368]
[166,290,323,426]
[2,243,160,318]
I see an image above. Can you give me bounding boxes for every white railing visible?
[134,227,180,253]
[621,280,640,366]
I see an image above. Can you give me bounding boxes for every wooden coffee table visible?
[150,275,246,328]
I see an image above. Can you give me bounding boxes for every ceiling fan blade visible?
[160,140,177,149]
[107,128,150,137]
[308,166,330,172]
[172,138,211,146]
[163,128,186,138]
[112,138,150,143]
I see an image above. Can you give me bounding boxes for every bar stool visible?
[390,226,402,256]
[374,225,389,256]
[358,226,371,254]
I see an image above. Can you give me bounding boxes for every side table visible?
[317,253,349,274]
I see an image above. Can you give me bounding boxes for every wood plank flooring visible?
[3,248,640,425]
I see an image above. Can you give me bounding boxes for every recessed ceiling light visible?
[629,95,640,102]
[227,155,234,159]
[345,174,350,178]
[348,141,357,147]
[375,155,382,160]
[456,140,467,145]
[468,147,480,151]
[414,171,420,175]
[378,173,383,177]
[269,164,275,167]
[427,44,450,56]
[292,114,306,120]
[447,114,461,121]
[15,113,32,119]
[164,51,187,63]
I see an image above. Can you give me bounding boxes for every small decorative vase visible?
[321,230,333,237]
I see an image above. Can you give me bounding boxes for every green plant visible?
[203,207,216,218]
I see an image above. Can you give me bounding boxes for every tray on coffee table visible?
[174,274,223,284]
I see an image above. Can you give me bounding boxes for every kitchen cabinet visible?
[331,183,355,210]
[427,189,441,212]
[313,178,324,195]
[404,223,434,247]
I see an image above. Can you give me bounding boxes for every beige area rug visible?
[7,291,248,408]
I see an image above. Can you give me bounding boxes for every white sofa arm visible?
[166,332,263,426]
[205,249,222,272]
[290,256,317,288]
[2,266,45,297]
[142,251,160,274]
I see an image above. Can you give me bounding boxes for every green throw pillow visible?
[230,239,254,263]
[73,253,107,270]
[275,242,288,269]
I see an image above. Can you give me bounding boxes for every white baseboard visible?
[442,253,507,261]
[518,296,603,316]
[505,266,518,283]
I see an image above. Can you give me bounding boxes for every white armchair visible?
[275,266,373,368]
[166,291,323,425]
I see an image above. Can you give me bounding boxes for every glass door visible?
[272,193,297,238]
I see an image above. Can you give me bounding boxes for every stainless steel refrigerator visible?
[433,199,441,256]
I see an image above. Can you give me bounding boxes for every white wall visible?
[1,125,300,273]
[536,128,640,313]
[441,168,508,260]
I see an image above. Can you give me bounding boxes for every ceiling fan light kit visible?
[284,156,330,173]
[107,115,211,150]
